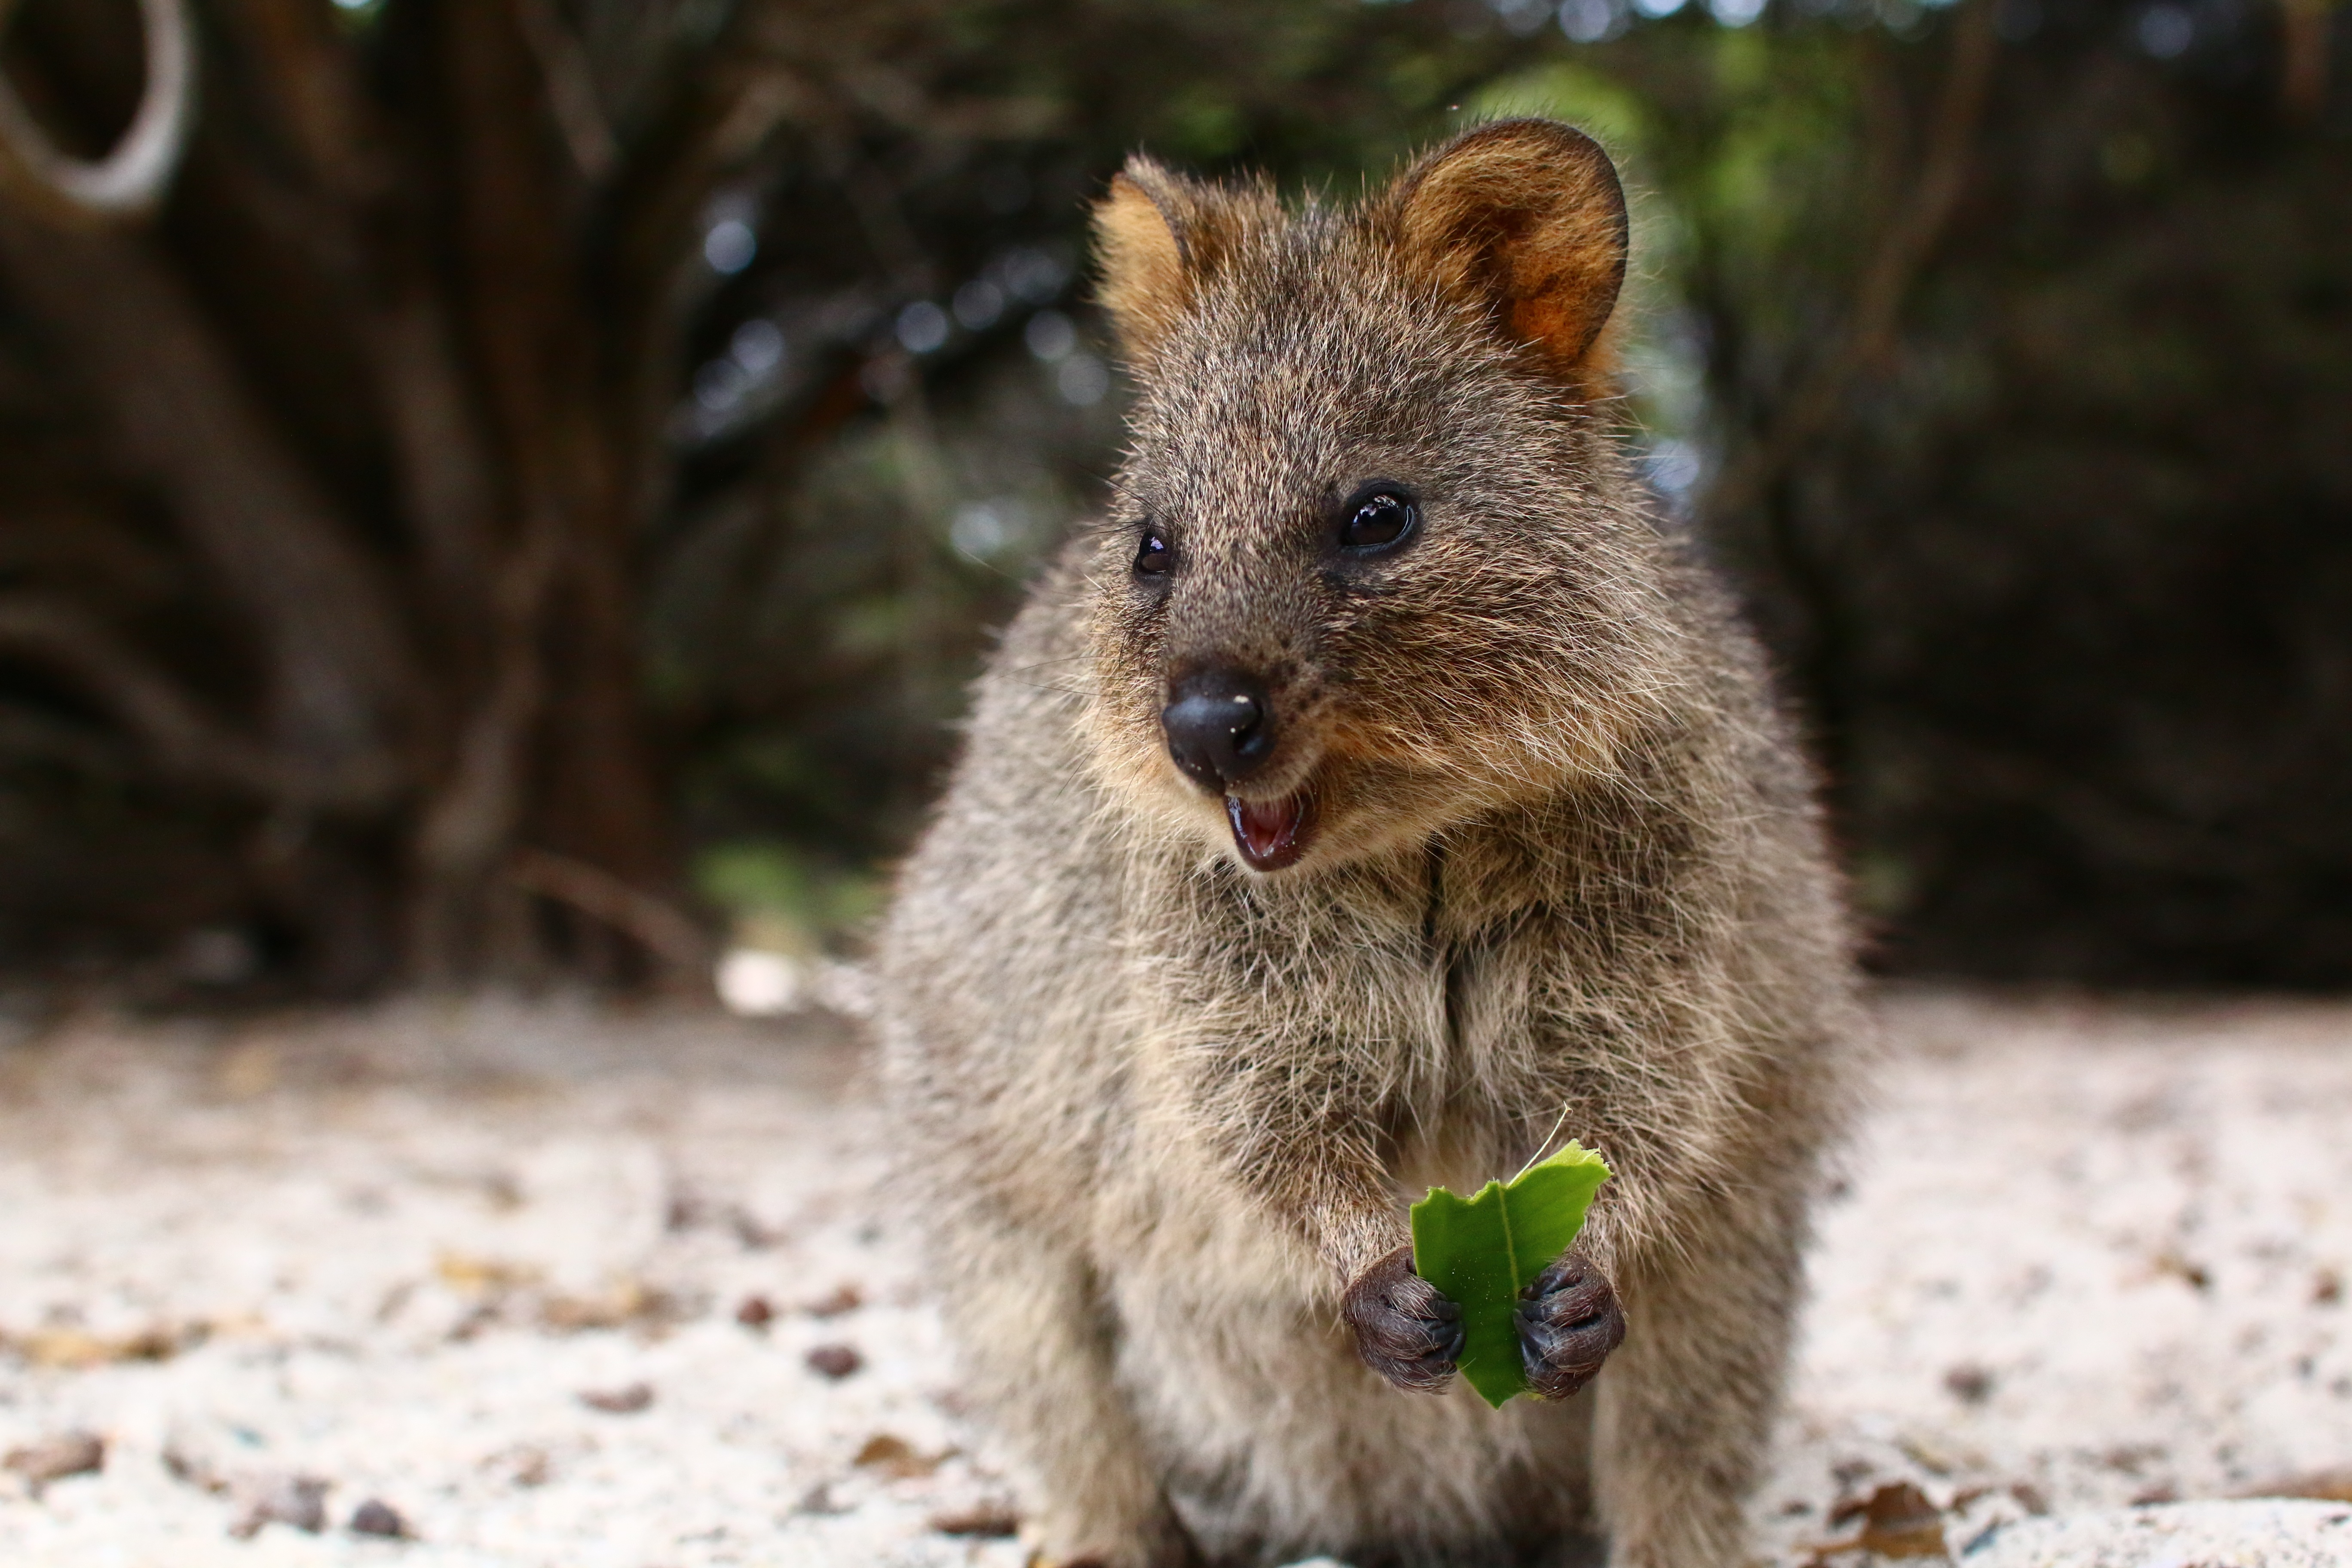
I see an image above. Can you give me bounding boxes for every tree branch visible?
[508,845,711,977]
[0,594,394,806]
[198,3,504,629]
[205,0,382,199]
[1698,0,1999,532]
[0,206,419,791]
[2279,0,2334,122]
[517,0,619,181]
[0,0,196,222]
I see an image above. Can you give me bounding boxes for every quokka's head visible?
[1084,119,1681,877]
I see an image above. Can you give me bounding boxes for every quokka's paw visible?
[1514,1251,1625,1400]
[1341,1243,1465,1392]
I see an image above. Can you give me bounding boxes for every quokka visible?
[879,119,1861,1568]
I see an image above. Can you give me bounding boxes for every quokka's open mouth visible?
[1225,790,1314,871]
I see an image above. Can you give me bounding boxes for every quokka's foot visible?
[1342,1243,1465,1392]
[1031,1508,1205,1568]
[1515,1252,1625,1400]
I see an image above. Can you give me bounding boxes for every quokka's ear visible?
[1387,119,1629,376]
[1091,155,1254,362]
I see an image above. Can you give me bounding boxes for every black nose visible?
[1162,669,1275,791]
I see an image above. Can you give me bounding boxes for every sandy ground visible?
[0,988,2348,1567]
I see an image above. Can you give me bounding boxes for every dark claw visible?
[1515,1252,1626,1401]
[1342,1244,1462,1393]
[1432,1295,1466,1360]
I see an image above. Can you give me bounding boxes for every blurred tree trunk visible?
[0,0,721,988]
[405,0,668,981]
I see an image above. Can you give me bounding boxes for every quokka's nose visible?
[1162,669,1276,791]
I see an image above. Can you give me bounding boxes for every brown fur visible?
[877,120,1863,1568]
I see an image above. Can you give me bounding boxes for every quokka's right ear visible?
[1386,119,1630,380]
[1091,155,1251,362]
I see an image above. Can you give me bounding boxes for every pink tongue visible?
[1226,794,1305,867]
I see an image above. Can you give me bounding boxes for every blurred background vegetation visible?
[0,0,2342,1001]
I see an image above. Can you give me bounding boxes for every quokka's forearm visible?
[1204,1106,1410,1287]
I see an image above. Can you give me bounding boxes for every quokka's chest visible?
[1134,885,1571,1101]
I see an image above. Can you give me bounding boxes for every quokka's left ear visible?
[1385,119,1629,378]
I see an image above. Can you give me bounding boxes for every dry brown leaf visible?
[929,1503,1020,1536]
[854,1433,943,1479]
[8,1325,184,1368]
[539,1279,678,1332]
[1813,1481,1950,1563]
[805,1283,864,1318]
[434,1253,539,1296]
[4,1431,104,1494]
[2239,1467,2352,1504]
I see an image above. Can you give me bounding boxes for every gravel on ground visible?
[0,987,2348,1566]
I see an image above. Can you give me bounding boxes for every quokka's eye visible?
[1339,486,1418,553]
[1133,527,1173,576]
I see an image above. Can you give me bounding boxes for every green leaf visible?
[1409,1141,1612,1408]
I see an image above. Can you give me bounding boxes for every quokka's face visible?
[1081,123,1665,877]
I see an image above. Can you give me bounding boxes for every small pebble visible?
[578,1381,654,1414]
[805,1342,864,1379]
[229,1473,328,1538]
[481,1445,550,1488]
[349,1498,408,1537]
[796,1480,846,1516]
[1944,1362,1997,1405]
[735,1294,775,1327]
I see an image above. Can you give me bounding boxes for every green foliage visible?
[3,0,2338,990]
[1468,62,1654,160]
[693,841,882,955]
[1409,1142,1612,1408]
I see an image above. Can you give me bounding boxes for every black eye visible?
[1133,527,1173,576]
[1339,487,1418,553]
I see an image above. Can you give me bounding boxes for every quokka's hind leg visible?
[1587,1202,1804,1568]
[932,1202,1200,1568]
